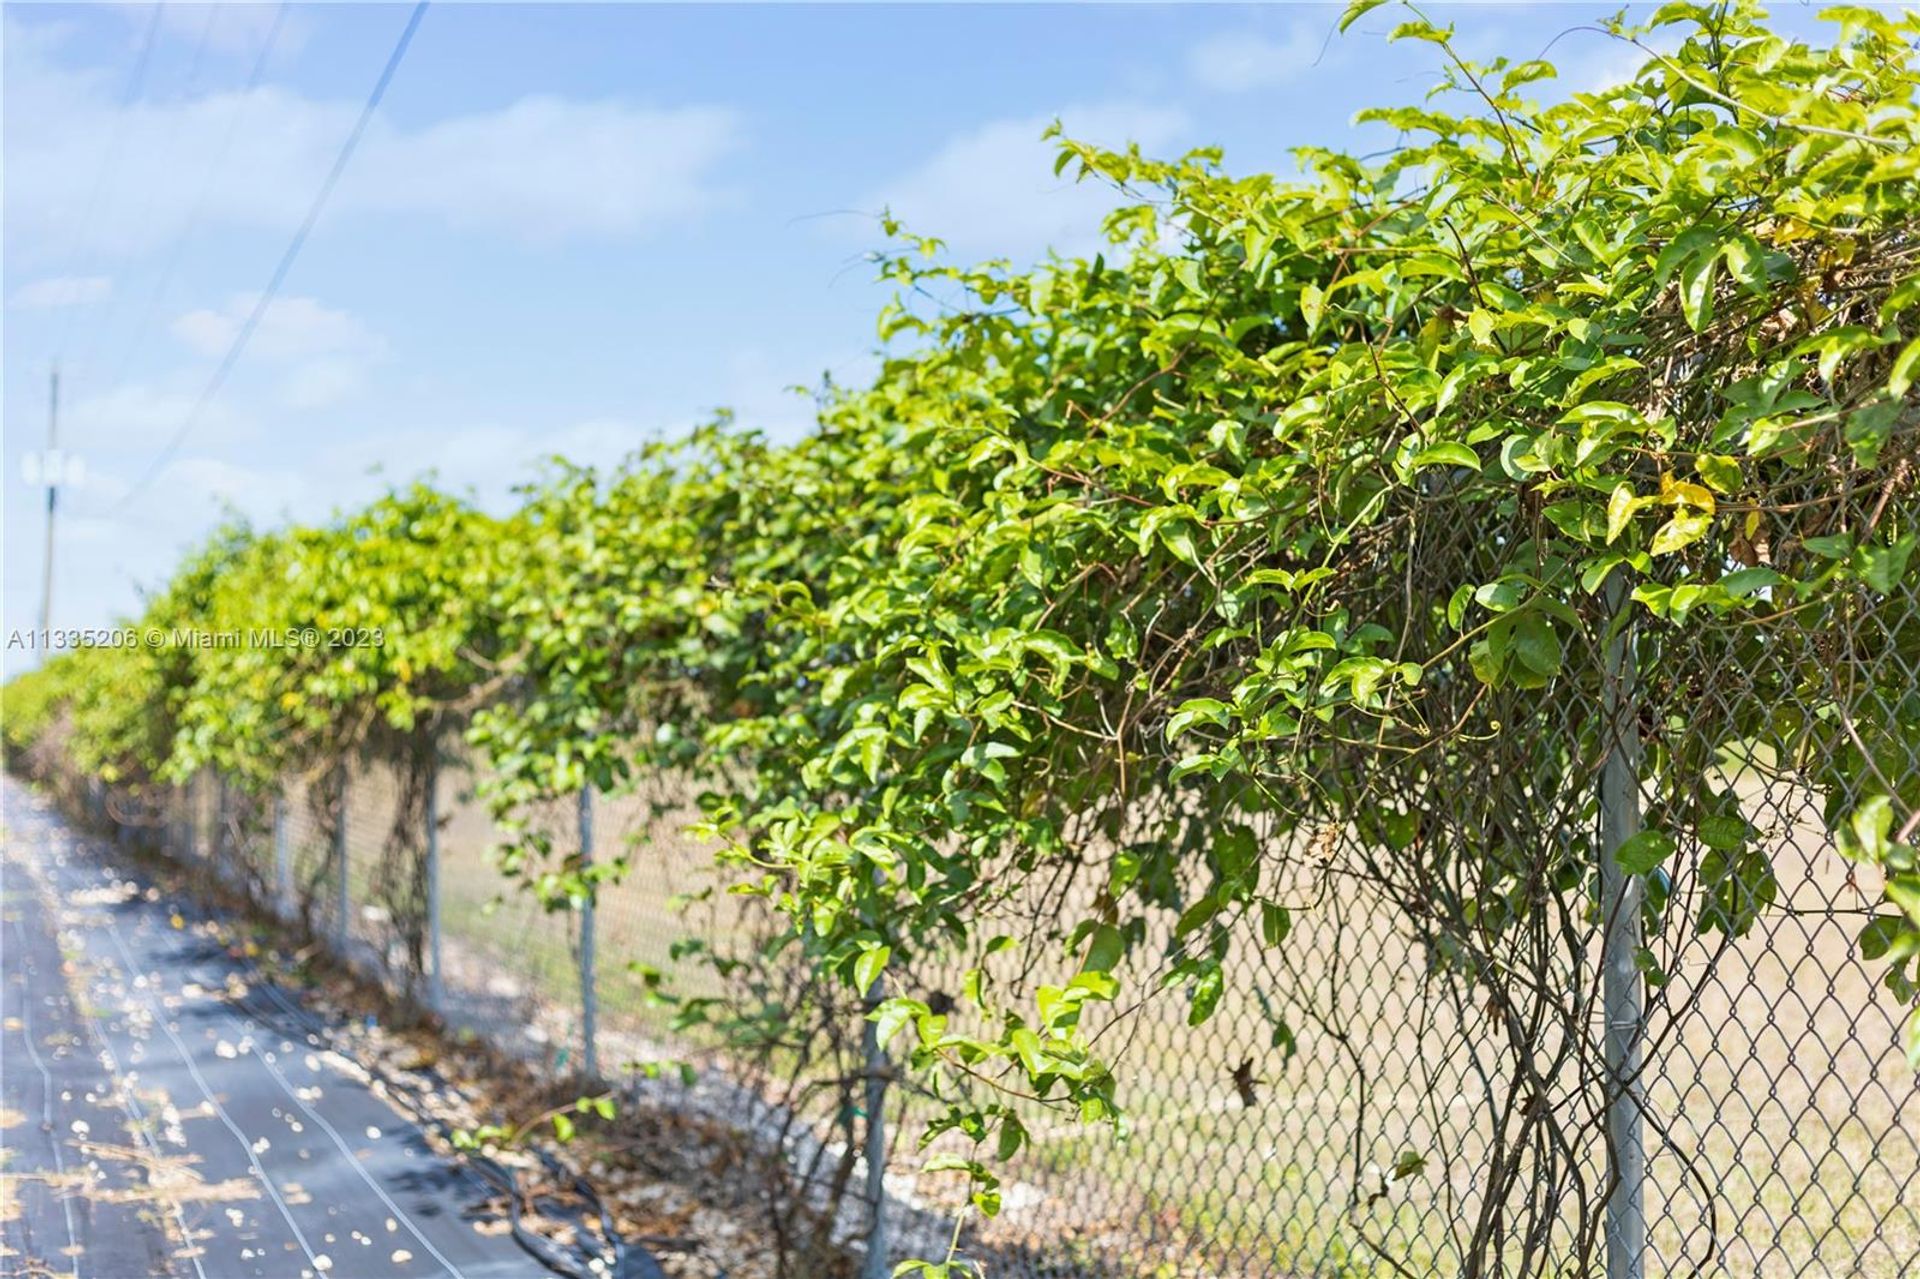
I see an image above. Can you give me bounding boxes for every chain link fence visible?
[63,649,1920,1279]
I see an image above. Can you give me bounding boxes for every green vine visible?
[8,4,1920,1270]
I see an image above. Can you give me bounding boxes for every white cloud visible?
[168,295,387,410]
[280,358,371,411]
[170,294,385,363]
[351,97,742,241]
[8,275,112,308]
[858,103,1189,264]
[1187,24,1326,93]
[44,454,306,643]
[61,381,253,453]
[4,21,744,260]
[135,2,312,61]
[160,455,303,516]
[78,456,310,611]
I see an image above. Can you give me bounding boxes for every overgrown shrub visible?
[7,4,1919,1271]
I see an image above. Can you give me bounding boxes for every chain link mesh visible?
[80,613,1920,1278]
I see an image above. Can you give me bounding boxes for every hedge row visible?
[9,1,1920,1243]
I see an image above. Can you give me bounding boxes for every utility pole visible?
[40,364,60,636]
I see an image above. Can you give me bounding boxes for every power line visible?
[90,4,291,403]
[49,2,166,365]
[67,1,227,391]
[39,366,61,637]
[116,1,431,513]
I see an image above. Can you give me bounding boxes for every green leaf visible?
[1339,0,1390,32]
[1720,233,1767,292]
[1446,582,1475,631]
[1697,814,1749,852]
[1009,1027,1045,1077]
[1260,901,1292,948]
[1389,18,1454,45]
[1215,822,1258,884]
[997,1115,1028,1161]
[1512,613,1562,678]
[1581,553,1635,595]
[872,998,923,1050]
[1654,225,1717,286]
[856,728,887,781]
[1159,520,1202,567]
[1694,453,1741,494]
[1857,915,1909,962]
[1175,895,1220,939]
[855,944,890,995]
[1187,963,1224,1025]
[1717,567,1781,598]
[1679,249,1718,332]
[1411,442,1481,472]
[1614,829,1676,876]
[1861,534,1917,594]
[1849,796,1895,864]
[1168,698,1231,740]
[1083,924,1125,974]
[1893,875,1920,926]
[1890,335,1920,397]
[1805,533,1855,559]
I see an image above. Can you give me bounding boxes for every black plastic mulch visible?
[2,777,543,1279]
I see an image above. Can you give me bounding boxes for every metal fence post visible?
[578,785,598,1079]
[273,791,291,918]
[215,774,229,879]
[335,768,351,954]
[1599,573,1646,1279]
[426,754,443,1013]
[861,970,890,1279]
[185,776,200,863]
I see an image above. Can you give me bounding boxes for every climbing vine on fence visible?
[7,2,1920,1268]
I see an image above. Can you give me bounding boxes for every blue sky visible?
[3,1,1836,670]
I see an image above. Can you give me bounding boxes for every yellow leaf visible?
[1672,481,1715,513]
[1299,283,1326,333]
[1650,511,1712,557]
[1658,473,1716,513]
[1606,484,1640,545]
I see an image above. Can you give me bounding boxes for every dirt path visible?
[1,776,540,1279]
